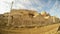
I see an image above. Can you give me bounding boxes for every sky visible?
[0,0,60,18]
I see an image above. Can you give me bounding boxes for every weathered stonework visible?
[0,9,60,34]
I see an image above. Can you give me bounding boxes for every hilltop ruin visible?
[0,9,60,34]
[0,9,60,29]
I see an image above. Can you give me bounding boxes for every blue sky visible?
[0,0,60,18]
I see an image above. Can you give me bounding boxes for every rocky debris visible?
[0,9,60,29]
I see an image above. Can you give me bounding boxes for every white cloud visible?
[0,0,13,2]
[13,4,26,9]
[0,0,47,14]
[29,8,37,11]
[0,0,14,14]
[12,0,31,9]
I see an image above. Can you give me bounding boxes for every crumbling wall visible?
[0,9,60,34]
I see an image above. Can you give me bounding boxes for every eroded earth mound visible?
[0,9,60,29]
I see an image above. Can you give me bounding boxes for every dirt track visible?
[0,23,59,34]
